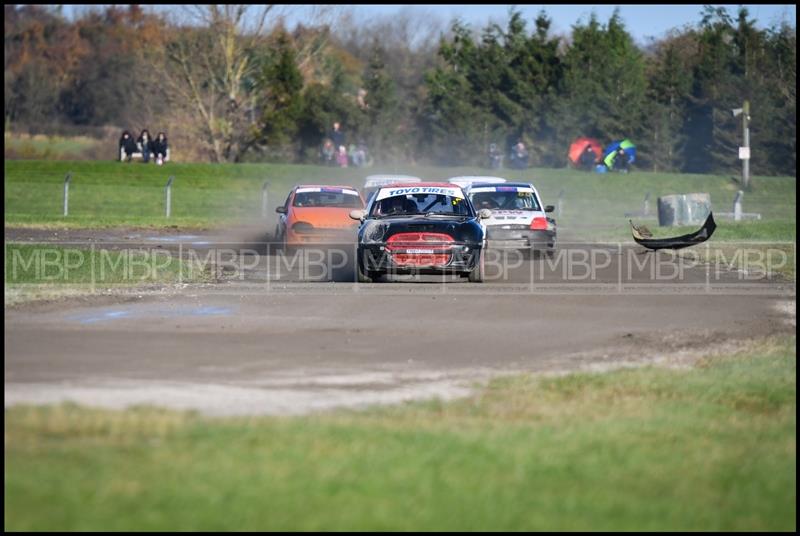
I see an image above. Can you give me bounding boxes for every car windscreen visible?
[292,189,362,208]
[469,189,541,211]
[370,192,471,217]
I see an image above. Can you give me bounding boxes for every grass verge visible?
[5,160,796,230]
[5,336,795,531]
[580,220,796,280]
[4,243,211,305]
[4,133,101,160]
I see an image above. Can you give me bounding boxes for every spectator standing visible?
[321,139,335,166]
[336,145,349,167]
[119,130,137,162]
[137,129,152,163]
[152,132,169,165]
[329,121,345,148]
[509,141,529,169]
[578,145,596,171]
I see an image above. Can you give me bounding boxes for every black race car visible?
[349,182,490,282]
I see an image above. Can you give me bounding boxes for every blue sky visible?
[335,4,796,43]
[56,4,796,44]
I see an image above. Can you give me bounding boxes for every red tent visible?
[568,137,603,166]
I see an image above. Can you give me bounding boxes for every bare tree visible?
[158,5,275,162]
[156,5,344,162]
[292,6,339,74]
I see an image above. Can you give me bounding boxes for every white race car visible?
[362,175,422,205]
[447,176,507,189]
[464,181,557,256]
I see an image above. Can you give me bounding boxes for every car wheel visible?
[273,226,286,253]
[356,255,379,283]
[468,248,485,283]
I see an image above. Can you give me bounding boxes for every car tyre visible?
[468,248,485,283]
[357,255,379,283]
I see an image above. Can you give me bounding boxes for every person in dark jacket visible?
[329,122,345,148]
[137,129,153,163]
[614,148,630,173]
[509,141,529,169]
[579,145,597,171]
[152,132,169,165]
[119,130,137,162]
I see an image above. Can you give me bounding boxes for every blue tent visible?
[602,139,636,170]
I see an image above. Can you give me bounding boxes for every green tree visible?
[422,21,493,165]
[254,34,305,161]
[642,34,693,171]
[296,58,361,163]
[557,11,647,165]
[760,22,796,175]
[682,7,740,174]
[730,8,795,176]
[422,10,564,166]
[361,43,399,162]
[499,11,563,165]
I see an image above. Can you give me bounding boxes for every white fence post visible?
[165,176,174,218]
[63,172,71,217]
[733,190,743,222]
[557,189,564,217]
[262,181,269,219]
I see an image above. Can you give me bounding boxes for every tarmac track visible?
[5,226,796,415]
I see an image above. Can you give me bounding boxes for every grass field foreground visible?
[5,336,796,531]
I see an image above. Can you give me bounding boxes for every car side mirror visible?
[478,208,492,219]
[544,205,555,213]
[275,206,287,214]
[349,209,366,221]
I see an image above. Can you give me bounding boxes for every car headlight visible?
[360,220,388,244]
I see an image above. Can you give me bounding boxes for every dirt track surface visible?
[5,226,796,415]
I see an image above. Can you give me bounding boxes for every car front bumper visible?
[286,227,358,245]
[485,229,556,251]
[358,243,481,274]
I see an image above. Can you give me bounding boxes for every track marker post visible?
[733,190,743,222]
[165,176,174,218]
[63,172,71,216]
[262,181,269,219]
